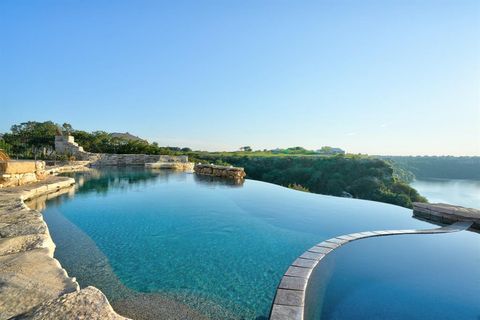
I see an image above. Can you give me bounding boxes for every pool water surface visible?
[33,168,480,319]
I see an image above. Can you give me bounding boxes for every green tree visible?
[3,121,62,158]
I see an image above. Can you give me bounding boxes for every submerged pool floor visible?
[33,169,480,319]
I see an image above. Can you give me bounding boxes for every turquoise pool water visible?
[36,168,479,319]
[306,232,480,320]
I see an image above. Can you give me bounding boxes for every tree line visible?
[1,120,427,208]
[0,121,185,159]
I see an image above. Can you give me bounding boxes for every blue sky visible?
[1,0,479,155]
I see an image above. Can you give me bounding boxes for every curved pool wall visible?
[269,222,472,320]
[305,229,480,320]
[36,168,480,319]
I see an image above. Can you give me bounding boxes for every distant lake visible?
[411,179,480,209]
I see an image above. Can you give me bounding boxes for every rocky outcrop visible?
[0,176,127,320]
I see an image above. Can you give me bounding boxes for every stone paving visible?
[269,220,473,320]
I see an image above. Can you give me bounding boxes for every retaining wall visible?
[92,154,188,167]
[0,160,46,188]
[194,164,246,180]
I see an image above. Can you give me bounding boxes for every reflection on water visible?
[411,179,480,209]
[193,174,244,187]
[27,169,235,319]
[25,185,76,212]
[64,167,168,195]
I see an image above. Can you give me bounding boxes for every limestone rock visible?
[0,234,52,256]
[0,216,48,238]
[0,248,79,319]
[0,161,46,188]
[194,164,246,180]
[0,177,78,319]
[14,286,129,320]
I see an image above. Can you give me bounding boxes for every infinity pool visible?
[32,168,479,319]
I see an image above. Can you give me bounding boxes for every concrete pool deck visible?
[268,220,474,320]
[0,176,128,319]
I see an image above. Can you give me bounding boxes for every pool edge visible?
[0,175,129,319]
[268,221,473,320]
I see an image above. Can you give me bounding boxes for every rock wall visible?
[194,164,246,180]
[91,154,188,166]
[54,134,191,167]
[0,160,95,189]
[0,160,46,188]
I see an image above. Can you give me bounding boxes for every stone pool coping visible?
[413,202,480,231]
[268,221,473,320]
[0,175,128,319]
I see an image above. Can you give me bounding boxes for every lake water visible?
[31,168,480,319]
[411,179,480,209]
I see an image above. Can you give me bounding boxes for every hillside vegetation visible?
[186,153,426,208]
[1,121,427,208]
[0,121,181,158]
